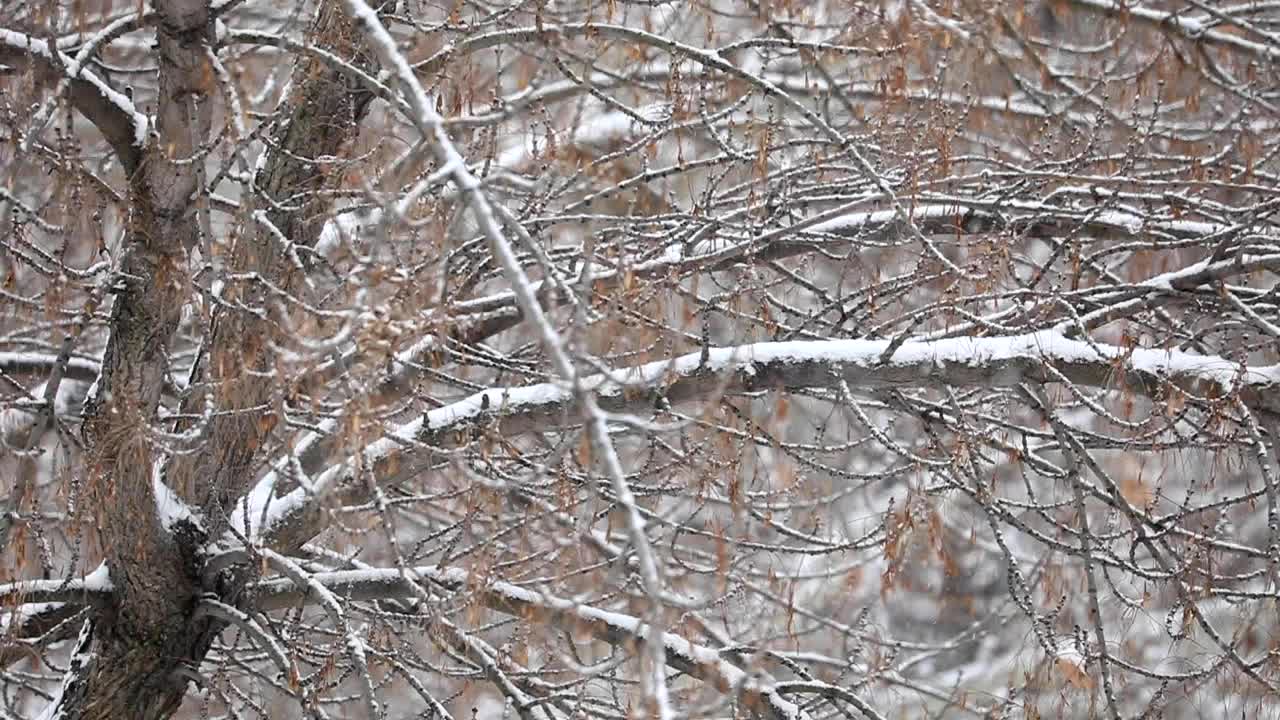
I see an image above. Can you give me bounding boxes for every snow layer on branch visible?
[495,102,671,170]
[806,201,1267,243]
[221,329,1280,548]
[0,29,149,148]
[807,206,953,234]
[692,331,1270,386]
[315,209,382,260]
[153,464,202,534]
[0,562,113,604]
[81,562,112,592]
[0,602,64,635]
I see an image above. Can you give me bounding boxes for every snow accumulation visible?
[315,209,382,260]
[807,206,955,235]
[82,562,112,592]
[803,202,1257,244]
[1,602,64,635]
[220,330,1280,547]
[0,561,114,601]
[0,378,89,443]
[153,464,202,534]
[0,29,149,148]
[1091,209,1144,235]
[557,330,1279,396]
[700,332,1275,387]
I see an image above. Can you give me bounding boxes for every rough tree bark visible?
[37,1,388,716]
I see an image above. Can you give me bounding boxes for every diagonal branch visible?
[0,27,148,173]
[252,563,820,720]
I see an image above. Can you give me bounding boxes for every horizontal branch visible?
[0,563,113,607]
[1068,0,1280,61]
[218,329,1280,551]
[0,353,101,383]
[0,602,88,668]
[452,201,1280,344]
[0,565,111,668]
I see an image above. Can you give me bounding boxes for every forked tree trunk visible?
[42,1,389,716]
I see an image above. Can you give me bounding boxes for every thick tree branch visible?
[78,0,212,620]
[0,28,147,173]
[217,329,1280,557]
[164,0,388,529]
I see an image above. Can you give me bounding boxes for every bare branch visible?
[254,564,819,720]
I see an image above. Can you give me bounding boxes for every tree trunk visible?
[41,1,390,716]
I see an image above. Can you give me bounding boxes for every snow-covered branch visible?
[0,565,112,669]
[0,563,113,607]
[8,0,1280,715]
[221,329,1280,551]
[0,27,149,170]
[450,203,1280,345]
[0,353,100,384]
[253,563,818,720]
[1067,0,1280,60]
